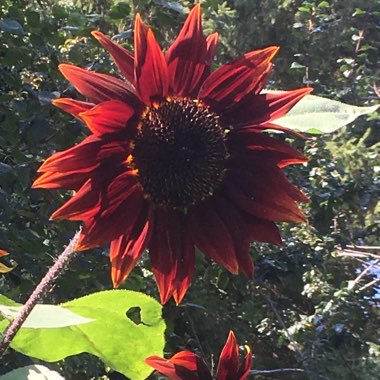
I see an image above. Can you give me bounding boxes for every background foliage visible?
[0,0,379,379]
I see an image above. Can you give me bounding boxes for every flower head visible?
[145,330,252,379]
[33,5,311,304]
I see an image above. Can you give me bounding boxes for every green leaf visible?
[274,94,379,134]
[0,19,25,34]
[0,290,165,380]
[0,365,64,380]
[0,294,18,307]
[0,304,94,328]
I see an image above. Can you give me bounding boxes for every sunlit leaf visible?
[274,94,379,134]
[0,290,165,380]
[0,365,64,380]
[0,304,94,328]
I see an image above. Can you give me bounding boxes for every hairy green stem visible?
[0,230,81,357]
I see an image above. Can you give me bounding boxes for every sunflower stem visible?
[0,230,81,357]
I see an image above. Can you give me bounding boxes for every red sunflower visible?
[145,330,252,380]
[33,5,311,304]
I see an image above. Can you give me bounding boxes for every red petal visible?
[92,31,135,83]
[134,14,169,104]
[213,196,254,277]
[166,4,214,97]
[228,130,308,168]
[149,210,193,304]
[245,215,282,245]
[145,351,211,380]
[237,347,253,380]
[224,169,307,223]
[246,122,307,140]
[79,100,135,136]
[52,98,94,119]
[59,64,138,104]
[206,32,219,66]
[199,47,279,111]
[36,136,127,173]
[76,173,143,250]
[222,88,313,127]
[32,170,89,190]
[110,203,154,287]
[172,225,194,305]
[51,178,103,221]
[228,141,308,203]
[188,202,239,274]
[217,331,239,380]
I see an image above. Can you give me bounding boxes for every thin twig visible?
[184,307,206,360]
[348,260,379,290]
[358,278,380,292]
[346,245,380,251]
[261,292,303,358]
[0,230,81,357]
[250,368,305,375]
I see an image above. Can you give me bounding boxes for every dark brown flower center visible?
[132,98,227,209]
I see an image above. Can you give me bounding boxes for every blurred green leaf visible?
[0,365,64,380]
[274,94,379,133]
[0,19,24,34]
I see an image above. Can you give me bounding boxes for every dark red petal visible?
[110,203,153,287]
[79,100,135,136]
[206,32,219,65]
[35,135,127,174]
[172,225,194,305]
[59,64,138,104]
[145,351,211,380]
[76,173,143,250]
[217,331,239,380]
[32,170,90,190]
[237,347,253,380]
[229,142,308,203]
[134,13,169,104]
[199,47,279,111]
[222,88,312,127]
[188,202,239,274]
[245,215,282,245]
[213,196,254,277]
[51,178,103,221]
[149,210,193,304]
[228,130,308,168]
[52,98,94,119]
[245,122,307,140]
[91,31,135,83]
[166,4,212,97]
[224,169,307,223]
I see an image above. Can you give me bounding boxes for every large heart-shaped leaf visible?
[0,290,165,380]
[274,94,379,134]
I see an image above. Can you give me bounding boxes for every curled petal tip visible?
[227,330,237,340]
[266,46,280,61]
[58,63,70,72]
[91,30,101,38]
[135,12,142,25]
